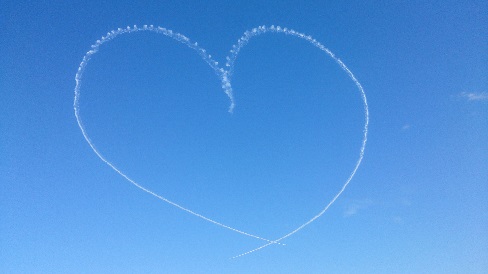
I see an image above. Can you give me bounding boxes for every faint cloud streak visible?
[460,92,488,101]
[343,199,372,217]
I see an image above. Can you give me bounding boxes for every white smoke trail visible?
[227,25,369,258]
[74,25,278,245]
[74,25,369,258]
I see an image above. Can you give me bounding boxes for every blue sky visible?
[1,0,487,273]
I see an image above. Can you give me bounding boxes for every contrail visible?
[73,25,369,258]
[74,25,278,245]
[228,25,369,258]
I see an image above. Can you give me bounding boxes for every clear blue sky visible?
[1,1,487,273]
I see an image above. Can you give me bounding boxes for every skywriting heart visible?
[74,24,369,258]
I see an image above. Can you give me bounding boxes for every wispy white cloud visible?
[392,216,404,225]
[460,92,488,101]
[401,124,410,131]
[343,199,372,217]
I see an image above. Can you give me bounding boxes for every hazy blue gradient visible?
[1,1,487,273]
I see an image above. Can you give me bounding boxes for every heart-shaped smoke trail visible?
[74,25,369,258]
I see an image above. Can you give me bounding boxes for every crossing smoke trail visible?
[74,25,369,258]
[226,25,369,258]
[74,25,277,246]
